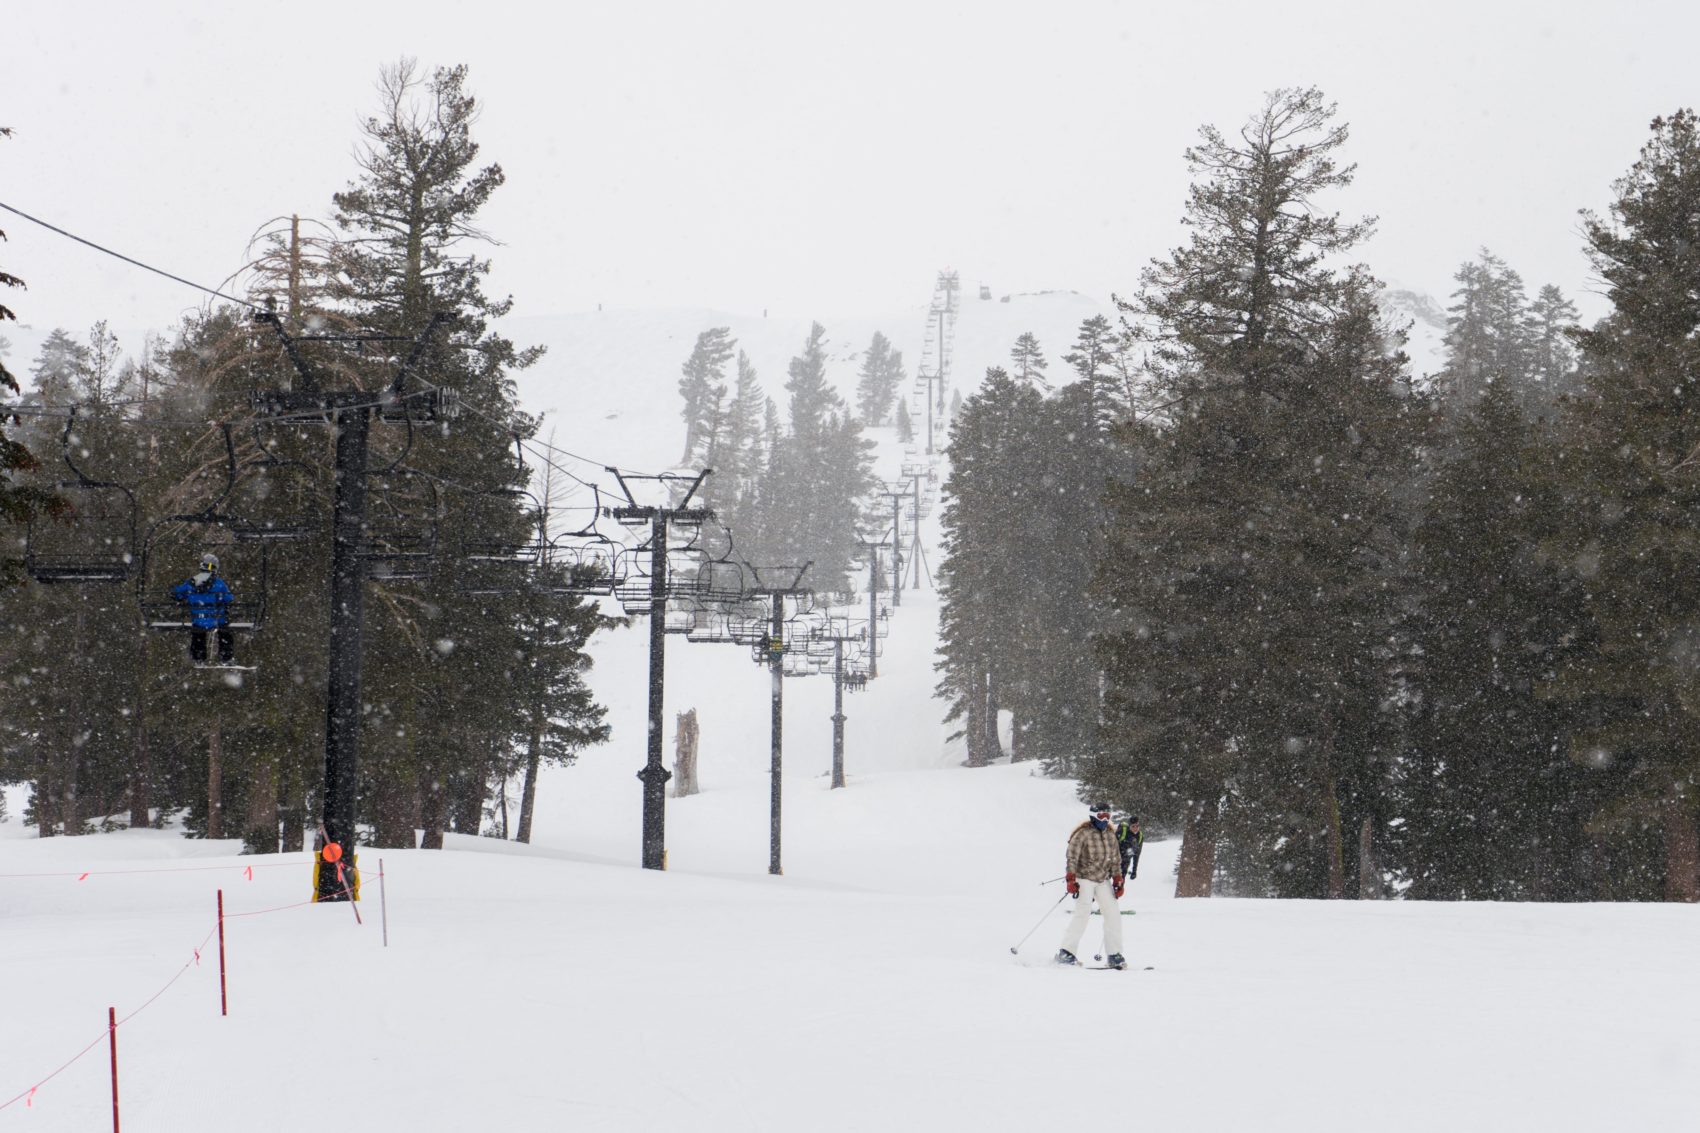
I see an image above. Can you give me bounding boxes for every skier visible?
[170,553,235,665]
[1116,815,1144,881]
[1057,803,1127,969]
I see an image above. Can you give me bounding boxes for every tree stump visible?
[673,708,699,797]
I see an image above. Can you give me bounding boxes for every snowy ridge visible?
[504,287,1119,477]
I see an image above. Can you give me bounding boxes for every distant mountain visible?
[501,287,1119,476]
[1379,283,1449,381]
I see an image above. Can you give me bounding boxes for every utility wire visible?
[0,199,260,311]
[0,196,668,513]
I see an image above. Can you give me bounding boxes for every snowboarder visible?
[1116,815,1144,881]
[170,553,235,665]
[1058,803,1127,969]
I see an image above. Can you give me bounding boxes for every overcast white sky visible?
[4,0,1698,350]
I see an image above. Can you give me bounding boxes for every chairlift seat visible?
[28,557,134,584]
[142,600,264,631]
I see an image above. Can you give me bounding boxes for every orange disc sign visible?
[322,842,343,863]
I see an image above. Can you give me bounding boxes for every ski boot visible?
[1106,953,1127,970]
[1056,949,1081,966]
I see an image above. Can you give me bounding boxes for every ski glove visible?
[1066,872,1079,898]
[1112,876,1125,900]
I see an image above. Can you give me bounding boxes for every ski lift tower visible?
[251,310,454,901]
[605,467,713,871]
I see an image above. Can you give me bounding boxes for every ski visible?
[1084,964,1154,971]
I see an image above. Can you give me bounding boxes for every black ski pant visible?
[190,627,234,664]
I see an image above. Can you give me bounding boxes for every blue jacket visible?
[171,573,234,629]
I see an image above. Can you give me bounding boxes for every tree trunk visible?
[369,745,420,848]
[280,753,305,854]
[244,748,279,853]
[964,663,986,767]
[1175,793,1218,897]
[449,741,492,833]
[1324,768,1346,900]
[1357,815,1380,899]
[64,749,83,835]
[34,753,60,836]
[516,749,540,844]
[420,770,446,850]
[985,674,1005,762]
[206,723,224,840]
[1665,803,1700,903]
[129,632,151,829]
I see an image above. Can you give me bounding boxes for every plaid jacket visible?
[1065,821,1121,883]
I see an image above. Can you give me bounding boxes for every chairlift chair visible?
[26,480,139,583]
[26,404,141,584]
[362,473,439,581]
[138,531,270,633]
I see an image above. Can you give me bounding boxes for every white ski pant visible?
[1060,878,1122,957]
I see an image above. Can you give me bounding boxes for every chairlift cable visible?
[0,199,262,311]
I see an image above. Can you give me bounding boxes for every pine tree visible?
[894,398,913,444]
[1526,284,1581,411]
[328,60,605,848]
[1396,380,1594,899]
[855,331,895,425]
[679,327,735,464]
[1008,332,1049,387]
[706,349,764,523]
[1062,314,1127,433]
[27,330,89,405]
[1096,89,1410,897]
[1439,250,1533,413]
[1544,109,1700,900]
[936,369,1045,766]
[784,322,839,438]
[744,323,873,589]
[0,128,62,587]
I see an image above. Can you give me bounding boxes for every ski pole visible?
[1040,875,1066,886]
[1009,892,1069,955]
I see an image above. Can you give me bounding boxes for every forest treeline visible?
[935,88,1700,902]
[0,64,612,850]
[10,74,1700,903]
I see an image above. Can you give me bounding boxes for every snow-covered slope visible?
[6,752,1698,1131]
[4,282,1697,1132]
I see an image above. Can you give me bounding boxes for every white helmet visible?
[199,553,220,572]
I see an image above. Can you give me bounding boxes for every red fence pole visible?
[217,889,229,1017]
[107,1006,119,1133]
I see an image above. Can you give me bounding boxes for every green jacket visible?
[1116,822,1144,877]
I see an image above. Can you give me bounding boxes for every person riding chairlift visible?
[170,552,235,664]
